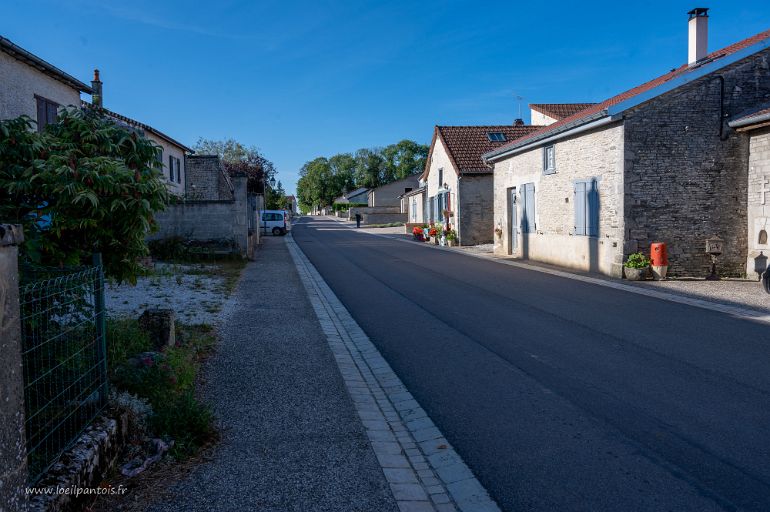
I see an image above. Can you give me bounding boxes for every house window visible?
[543,145,556,175]
[35,96,59,132]
[574,178,599,236]
[411,198,417,222]
[156,149,164,172]
[174,157,182,183]
[438,168,444,187]
[487,132,507,142]
[521,183,536,233]
[168,155,174,181]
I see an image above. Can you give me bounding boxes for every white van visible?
[260,210,289,236]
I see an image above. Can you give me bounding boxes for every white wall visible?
[0,51,82,122]
[493,122,625,276]
[747,127,770,279]
[425,137,460,230]
[147,132,186,197]
[530,108,558,126]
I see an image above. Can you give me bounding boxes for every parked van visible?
[260,210,289,236]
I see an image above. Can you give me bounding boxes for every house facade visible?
[485,13,770,278]
[729,107,770,279]
[367,175,419,207]
[402,186,426,224]
[0,35,92,127]
[422,124,541,245]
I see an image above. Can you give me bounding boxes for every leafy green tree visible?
[266,180,286,209]
[329,153,356,194]
[0,109,169,283]
[354,148,385,189]
[382,140,429,181]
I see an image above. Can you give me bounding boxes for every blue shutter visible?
[574,182,586,236]
[586,180,599,237]
[524,184,535,233]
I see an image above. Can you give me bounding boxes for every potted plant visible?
[446,229,458,247]
[412,226,424,241]
[428,227,438,244]
[624,252,651,281]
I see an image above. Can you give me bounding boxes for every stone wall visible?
[745,126,770,279]
[493,122,625,276]
[623,48,770,277]
[0,51,82,122]
[0,224,28,512]
[458,174,494,245]
[149,174,255,258]
[184,155,233,201]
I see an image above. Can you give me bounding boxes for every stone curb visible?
[318,215,770,326]
[286,233,501,512]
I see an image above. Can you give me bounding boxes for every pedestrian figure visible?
[355,213,362,228]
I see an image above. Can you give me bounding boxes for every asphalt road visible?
[291,216,770,512]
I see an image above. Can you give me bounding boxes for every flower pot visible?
[447,239,455,247]
[651,265,668,281]
[624,266,649,281]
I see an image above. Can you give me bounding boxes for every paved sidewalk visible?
[148,237,398,512]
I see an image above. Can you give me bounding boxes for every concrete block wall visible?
[624,48,770,277]
[150,175,254,258]
[0,224,28,512]
[458,174,494,245]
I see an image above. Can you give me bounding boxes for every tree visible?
[329,153,356,193]
[354,148,385,189]
[382,140,429,181]
[266,180,286,209]
[0,109,169,283]
[193,137,276,195]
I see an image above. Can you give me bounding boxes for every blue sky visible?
[4,1,770,195]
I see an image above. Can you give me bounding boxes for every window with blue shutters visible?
[521,183,536,233]
[574,178,599,236]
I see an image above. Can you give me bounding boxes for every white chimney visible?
[688,7,709,65]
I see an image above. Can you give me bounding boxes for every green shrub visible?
[150,390,216,458]
[107,318,151,375]
[625,252,651,269]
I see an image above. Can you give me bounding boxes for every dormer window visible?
[487,132,507,142]
[543,145,556,175]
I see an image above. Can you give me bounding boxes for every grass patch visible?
[108,318,217,458]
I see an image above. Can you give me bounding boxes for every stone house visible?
[422,124,541,245]
[367,175,419,207]
[484,10,770,278]
[334,186,369,205]
[0,35,92,127]
[81,71,192,197]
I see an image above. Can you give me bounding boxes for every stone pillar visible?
[0,224,28,511]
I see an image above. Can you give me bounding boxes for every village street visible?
[292,216,770,512]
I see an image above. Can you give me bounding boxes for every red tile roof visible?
[424,125,543,178]
[486,27,770,161]
[530,103,597,121]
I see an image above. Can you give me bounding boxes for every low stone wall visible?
[348,206,404,225]
[28,412,131,512]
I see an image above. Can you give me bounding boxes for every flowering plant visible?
[428,228,438,237]
[412,226,424,236]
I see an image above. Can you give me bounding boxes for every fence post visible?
[0,224,28,511]
[92,253,108,403]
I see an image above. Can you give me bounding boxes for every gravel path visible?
[147,237,397,512]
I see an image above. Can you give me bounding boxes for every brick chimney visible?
[688,7,709,65]
[91,69,103,107]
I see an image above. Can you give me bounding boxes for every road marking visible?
[286,233,501,512]
[312,216,770,326]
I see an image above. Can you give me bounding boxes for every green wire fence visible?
[19,254,108,484]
